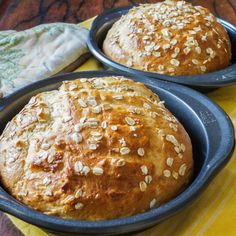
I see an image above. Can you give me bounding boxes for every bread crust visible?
[103,0,232,76]
[0,76,193,220]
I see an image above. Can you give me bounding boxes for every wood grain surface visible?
[0,213,23,236]
[0,0,235,30]
[0,0,235,235]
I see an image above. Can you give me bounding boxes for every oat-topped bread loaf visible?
[0,76,193,220]
[103,0,232,76]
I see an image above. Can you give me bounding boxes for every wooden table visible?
[0,0,235,235]
[0,0,236,30]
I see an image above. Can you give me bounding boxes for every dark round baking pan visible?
[0,71,234,236]
[87,6,236,91]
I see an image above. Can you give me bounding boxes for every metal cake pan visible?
[0,71,234,236]
[87,6,236,91]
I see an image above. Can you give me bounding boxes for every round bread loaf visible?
[103,0,232,76]
[0,76,193,220]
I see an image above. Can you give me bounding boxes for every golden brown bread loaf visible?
[103,0,232,76]
[0,76,193,220]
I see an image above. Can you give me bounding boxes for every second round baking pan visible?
[87,6,236,91]
[0,70,234,236]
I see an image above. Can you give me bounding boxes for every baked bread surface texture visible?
[103,0,232,76]
[0,76,193,220]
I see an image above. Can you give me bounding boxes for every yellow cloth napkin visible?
[8,18,236,236]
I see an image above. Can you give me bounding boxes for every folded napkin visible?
[0,23,89,98]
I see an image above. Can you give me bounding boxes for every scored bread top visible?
[103,0,231,76]
[0,76,193,220]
